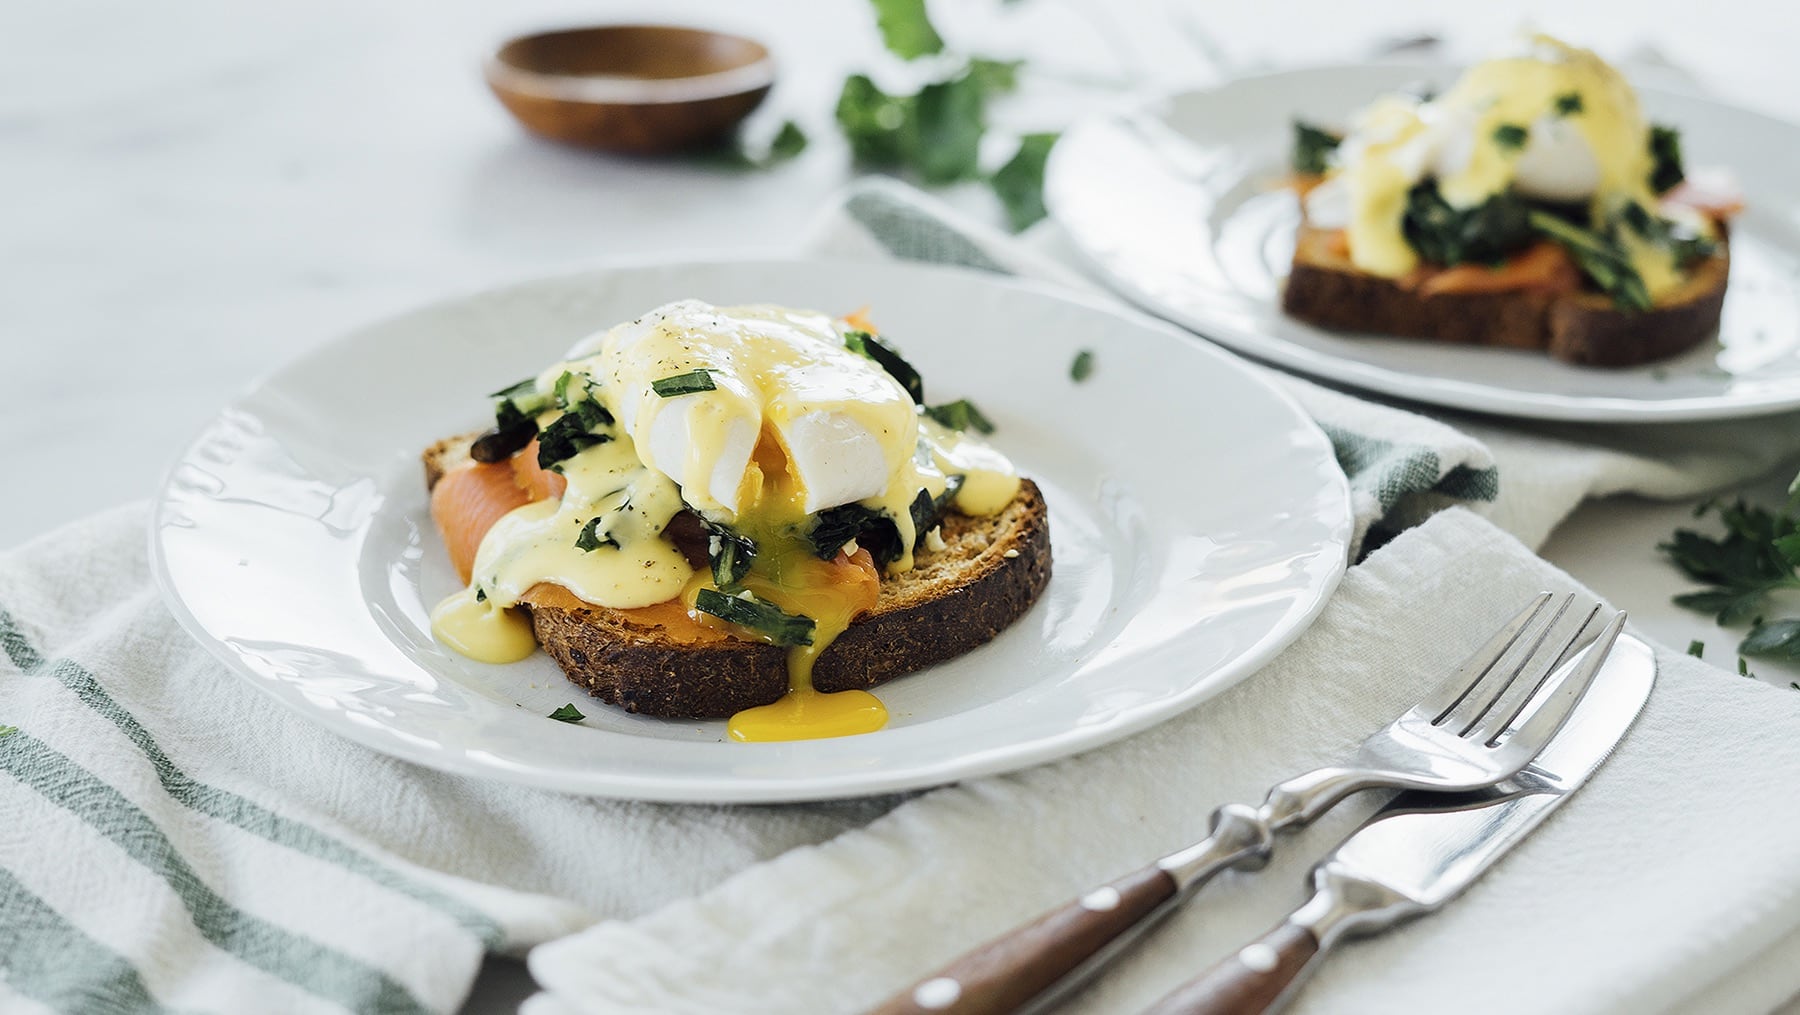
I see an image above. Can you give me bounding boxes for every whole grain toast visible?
[425,434,1053,719]
[1281,224,1730,367]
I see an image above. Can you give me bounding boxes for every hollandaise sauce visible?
[430,300,1020,743]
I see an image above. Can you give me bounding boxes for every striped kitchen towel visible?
[809,178,1800,553]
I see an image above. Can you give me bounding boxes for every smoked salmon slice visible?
[430,439,565,583]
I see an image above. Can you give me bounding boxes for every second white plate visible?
[1046,63,1800,422]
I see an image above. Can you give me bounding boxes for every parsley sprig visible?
[1662,492,1800,659]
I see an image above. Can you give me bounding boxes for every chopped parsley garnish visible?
[1649,125,1686,194]
[695,589,816,647]
[1492,123,1529,151]
[1663,496,1800,660]
[1402,182,1534,267]
[537,399,615,471]
[705,522,758,590]
[1070,349,1094,382]
[1554,92,1583,116]
[805,502,901,567]
[574,518,620,553]
[1291,121,1342,176]
[924,399,996,435]
[1687,640,1705,658]
[843,329,925,404]
[1528,210,1652,312]
[548,704,585,723]
[651,369,718,397]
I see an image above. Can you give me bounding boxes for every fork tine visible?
[1467,602,1601,745]
[1419,591,1554,720]
[1436,593,1572,732]
[1491,610,1628,753]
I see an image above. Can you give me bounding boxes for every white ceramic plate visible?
[151,259,1351,802]
[1046,64,1800,422]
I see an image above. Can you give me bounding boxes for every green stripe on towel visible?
[1320,423,1500,511]
[0,729,432,1015]
[0,866,174,1015]
[845,190,1012,275]
[0,608,503,948]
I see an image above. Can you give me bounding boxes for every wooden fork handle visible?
[1141,920,1322,1015]
[867,863,1178,1015]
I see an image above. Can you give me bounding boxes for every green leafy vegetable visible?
[843,329,925,403]
[651,369,718,397]
[1555,92,1583,116]
[1619,201,1717,269]
[1528,210,1652,312]
[1070,349,1094,382]
[537,399,614,471]
[835,74,915,166]
[1291,121,1341,176]
[924,399,996,434]
[705,522,758,590]
[1687,639,1705,658]
[1649,125,1685,194]
[695,589,816,647]
[490,378,537,400]
[0,725,15,738]
[548,704,585,723]
[805,502,901,567]
[869,0,944,59]
[1492,123,1529,151]
[910,474,962,539]
[574,518,619,553]
[1663,498,1800,657]
[702,120,811,170]
[1403,181,1535,267]
[991,132,1059,231]
[968,57,1023,95]
[768,120,810,161]
[913,72,988,184]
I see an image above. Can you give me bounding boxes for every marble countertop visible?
[6,0,1798,1009]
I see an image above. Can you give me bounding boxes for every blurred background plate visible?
[1047,63,1800,422]
[150,258,1351,802]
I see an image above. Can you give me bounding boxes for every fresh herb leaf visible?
[548,704,585,723]
[705,522,758,590]
[768,120,809,161]
[835,74,915,166]
[1492,123,1529,151]
[805,502,901,568]
[1664,497,1800,659]
[913,71,987,184]
[1687,639,1705,658]
[695,589,816,647]
[990,132,1059,231]
[537,405,613,471]
[1291,121,1341,176]
[574,518,620,553]
[1619,200,1717,269]
[1070,349,1094,382]
[0,725,15,738]
[1555,92,1583,116]
[1403,181,1534,267]
[651,369,717,397]
[1528,210,1652,312]
[1649,125,1685,194]
[553,370,576,406]
[869,0,944,59]
[924,398,996,434]
[843,330,925,403]
[968,57,1023,95]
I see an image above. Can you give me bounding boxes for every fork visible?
[870,592,1623,1015]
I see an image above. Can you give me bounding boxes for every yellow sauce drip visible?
[430,586,537,663]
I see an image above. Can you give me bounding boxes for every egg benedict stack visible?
[425,300,1052,742]
[1282,34,1740,366]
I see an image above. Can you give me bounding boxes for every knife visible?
[1143,633,1657,1015]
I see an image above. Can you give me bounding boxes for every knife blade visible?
[1143,633,1657,1015]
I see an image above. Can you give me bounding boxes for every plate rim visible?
[1046,61,1800,424]
[148,254,1354,802]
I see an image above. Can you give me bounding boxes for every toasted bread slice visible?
[1281,224,1730,367]
[424,435,1053,719]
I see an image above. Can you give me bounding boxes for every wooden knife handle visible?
[867,863,1178,1015]
[1141,921,1321,1015]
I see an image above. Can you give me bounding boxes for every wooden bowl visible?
[486,26,775,155]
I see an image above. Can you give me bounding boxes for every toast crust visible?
[1281,224,1729,367]
[424,437,1052,719]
